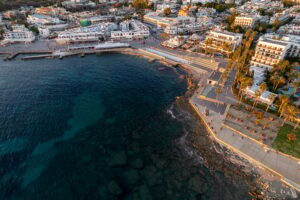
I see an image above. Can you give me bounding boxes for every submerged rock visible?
[107,180,122,195]
[138,185,153,200]
[130,158,144,169]
[108,151,127,166]
[123,168,140,185]
[188,174,208,194]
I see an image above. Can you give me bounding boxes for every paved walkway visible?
[190,86,300,192]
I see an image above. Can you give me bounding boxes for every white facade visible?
[250,34,300,70]
[2,25,35,43]
[277,24,300,35]
[144,12,195,28]
[111,20,150,40]
[56,23,117,43]
[27,14,62,25]
[199,31,243,55]
[234,16,257,28]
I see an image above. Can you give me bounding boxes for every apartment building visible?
[110,20,150,40]
[199,31,243,56]
[2,25,35,44]
[250,34,300,70]
[277,24,300,35]
[56,23,117,43]
[144,12,195,28]
[234,16,257,28]
[27,14,63,25]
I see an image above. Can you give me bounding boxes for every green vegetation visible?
[272,124,300,158]
[282,0,298,7]
[132,0,148,9]
[203,2,235,12]
[163,8,171,16]
[256,8,273,17]
[0,28,4,40]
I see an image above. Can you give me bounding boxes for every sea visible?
[0,53,263,199]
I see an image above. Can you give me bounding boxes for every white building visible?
[250,34,300,70]
[111,20,150,40]
[234,15,258,28]
[27,14,63,25]
[270,12,290,24]
[144,12,195,29]
[2,25,35,44]
[199,31,243,56]
[161,36,186,48]
[56,23,117,43]
[62,0,96,8]
[277,24,300,35]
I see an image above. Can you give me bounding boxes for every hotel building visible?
[27,14,63,25]
[144,12,195,29]
[199,31,243,56]
[2,25,35,44]
[250,34,300,70]
[56,23,117,43]
[110,20,150,40]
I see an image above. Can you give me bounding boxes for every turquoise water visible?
[0,54,253,199]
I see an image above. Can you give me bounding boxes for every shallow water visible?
[0,54,253,199]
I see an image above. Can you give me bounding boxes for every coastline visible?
[1,44,299,197]
[189,92,300,194]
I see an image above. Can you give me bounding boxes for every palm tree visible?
[266,93,276,112]
[252,90,261,110]
[278,95,289,114]
[292,81,299,95]
[259,82,267,94]
[277,60,290,73]
[287,133,297,141]
[271,74,286,90]
[287,105,300,129]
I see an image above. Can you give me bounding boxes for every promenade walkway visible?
[190,86,300,192]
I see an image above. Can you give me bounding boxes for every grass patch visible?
[272,124,300,159]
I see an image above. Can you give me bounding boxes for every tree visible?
[279,95,289,116]
[270,73,286,90]
[292,81,299,95]
[287,133,297,141]
[259,82,267,94]
[252,90,261,110]
[132,0,148,10]
[266,93,276,112]
[163,8,171,16]
[276,60,290,73]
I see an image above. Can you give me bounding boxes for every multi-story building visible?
[27,14,63,25]
[234,16,257,28]
[277,24,300,35]
[2,25,35,44]
[56,23,117,43]
[199,31,243,56]
[110,20,150,40]
[144,12,195,29]
[250,34,300,70]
